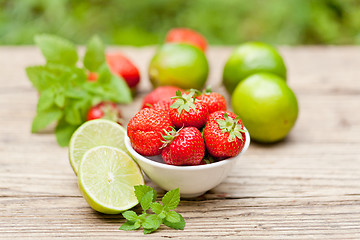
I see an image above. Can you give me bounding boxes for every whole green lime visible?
[149,43,209,89]
[232,73,298,143]
[223,42,286,94]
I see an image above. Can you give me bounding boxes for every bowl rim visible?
[125,127,250,171]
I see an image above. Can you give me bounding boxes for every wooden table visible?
[1,46,360,239]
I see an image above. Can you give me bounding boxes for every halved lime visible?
[69,119,128,174]
[78,146,144,214]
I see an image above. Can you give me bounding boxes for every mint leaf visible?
[143,228,156,234]
[107,73,132,103]
[54,92,65,108]
[150,202,163,215]
[122,211,138,222]
[37,89,55,112]
[119,221,141,231]
[26,66,49,91]
[134,185,157,203]
[55,118,79,147]
[83,35,105,72]
[162,188,180,210]
[34,34,78,66]
[140,191,154,212]
[165,211,180,223]
[163,213,185,230]
[64,98,91,126]
[31,107,62,133]
[64,104,83,125]
[142,214,162,231]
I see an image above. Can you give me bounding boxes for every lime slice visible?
[69,119,128,174]
[78,146,144,214]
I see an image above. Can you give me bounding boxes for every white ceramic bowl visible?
[125,129,250,198]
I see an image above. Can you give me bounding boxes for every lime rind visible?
[78,146,144,214]
[69,119,129,174]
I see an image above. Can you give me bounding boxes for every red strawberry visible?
[106,53,140,89]
[196,87,227,114]
[161,127,205,166]
[169,91,208,129]
[204,111,246,159]
[152,99,172,112]
[165,28,207,52]
[127,108,173,156]
[142,86,183,109]
[87,102,123,125]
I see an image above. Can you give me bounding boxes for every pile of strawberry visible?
[127,87,247,166]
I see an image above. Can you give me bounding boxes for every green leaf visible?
[163,213,185,230]
[31,107,63,133]
[119,220,141,231]
[122,211,138,222]
[150,202,163,215]
[64,99,90,125]
[143,228,155,234]
[26,66,49,91]
[64,105,82,125]
[37,89,55,112]
[162,188,180,210]
[34,34,78,66]
[65,88,89,99]
[55,118,79,147]
[54,92,65,108]
[165,211,181,223]
[142,214,162,230]
[134,185,157,203]
[83,35,105,72]
[107,73,132,103]
[140,191,154,212]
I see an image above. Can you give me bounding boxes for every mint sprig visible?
[27,34,132,146]
[119,185,185,234]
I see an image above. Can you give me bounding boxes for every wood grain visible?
[0,46,360,239]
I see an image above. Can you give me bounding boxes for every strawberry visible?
[152,99,172,112]
[165,28,207,52]
[87,101,123,125]
[196,87,227,114]
[161,127,205,166]
[141,86,183,109]
[106,52,140,89]
[169,90,209,129]
[204,111,246,159]
[127,108,173,156]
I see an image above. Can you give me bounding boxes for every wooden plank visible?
[1,196,360,239]
[1,46,360,239]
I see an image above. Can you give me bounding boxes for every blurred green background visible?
[1,0,359,46]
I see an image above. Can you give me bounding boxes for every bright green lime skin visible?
[223,42,287,94]
[149,43,209,89]
[232,73,298,143]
